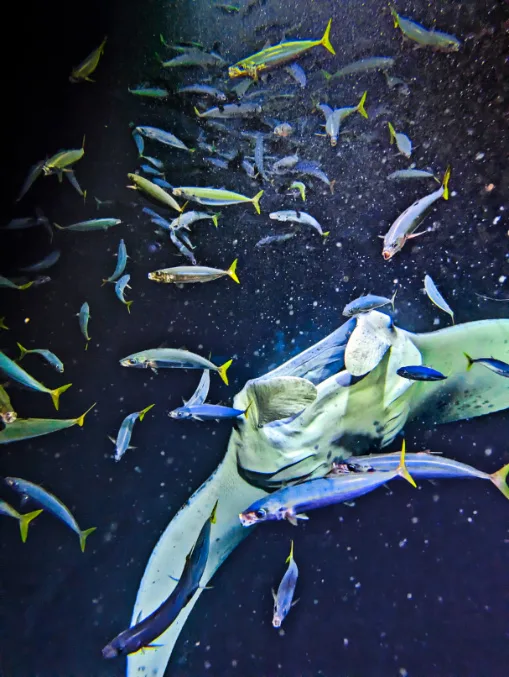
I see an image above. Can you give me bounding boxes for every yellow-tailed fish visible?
[148,259,239,285]
[0,350,71,410]
[128,174,183,212]
[387,122,412,158]
[17,343,64,373]
[172,186,263,214]
[0,404,95,444]
[289,181,306,201]
[390,7,461,52]
[0,317,8,330]
[229,19,335,79]
[0,275,33,290]
[382,167,451,260]
[0,500,43,543]
[115,274,133,313]
[120,348,233,385]
[70,37,107,82]
[5,477,96,552]
[43,136,85,175]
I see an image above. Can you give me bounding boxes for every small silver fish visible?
[272,154,300,174]
[272,541,299,628]
[343,292,396,317]
[323,56,395,80]
[255,233,296,247]
[194,103,262,119]
[424,274,454,323]
[54,218,121,232]
[103,239,128,284]
[19,250,61,272]
[78,302,91,346]
[115,274,133,312]
[177,84,226,100]
[170,229,197,265]
[269,210,329,237]
[135,126,192,152]
[388,169,438,181]
[17,343,64,373]
[148,260,239,284]
[286,63,307,87]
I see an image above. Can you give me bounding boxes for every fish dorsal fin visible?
[246,376,317,426]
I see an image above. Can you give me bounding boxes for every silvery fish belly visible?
[127,312,509,677]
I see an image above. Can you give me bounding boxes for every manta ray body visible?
[126,312,509,676]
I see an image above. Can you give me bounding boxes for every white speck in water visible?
[493,216,501,225]
[399,669,409,677]
[499,276,506,283]
[399,538,407,548]
[411,517,419,524]
[433,494,440,502]
[407,593,412,599]
[485,447,493,457]
[475,152,485,160]
[343,638,349,647]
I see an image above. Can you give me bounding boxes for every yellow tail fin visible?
[193,106,204,118]
[79,526,97,552]
[286,539,294,564]
[18,281,34,290]
[138,403,155,421]
[321,70,333,81]
[212,213,220,227]
[227,259,240,284]
[387,122,397,144]
[75,402,97,427]
[442,166,451,200]
[19,509,43,543]
[217,359,233,385]
[390,6,400,28]
[320,19,336,55]
[210,500,219,525]
[126,300,134,313]
[17,342,28,360]
[396,439,417,487]
[252,190,264,214]
[490,463,509,501]
[464,353,474,371]
[356,91,368,119]
[50,383,72,410]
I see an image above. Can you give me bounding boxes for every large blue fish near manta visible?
[126,311,509,677]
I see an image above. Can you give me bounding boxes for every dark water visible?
[1,1,509,676]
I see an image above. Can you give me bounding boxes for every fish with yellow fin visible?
[229,19,335,80]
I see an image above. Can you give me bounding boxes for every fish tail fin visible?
[217,359,233,385]
[356,91,368,118]
[101,36,108,51]
[442,166,451,200]
[322,231,330,238]
[210,500,219,524]
[227,259,240,284]
[464,352,474,371]
[396,439,417,488]
[490,463,509,501]
[320,19,335,55]
[390,5,400,28]
[252,190,264,214]
[138,403,155,421]
[243,400,253,419]
[53,223,64,230]
[212,213,220,227]
[17,342,28,360]
[75,402,97,427]
[126,300,134,313]
[321,70,333,81]
[193,106,203,118]
[18,281,34,290]
[79,527,97,552]
[18,509,43,543]
[286,539,294,564]
[50,383,72,410]
[81,134,86,151]
[387,121,396,144]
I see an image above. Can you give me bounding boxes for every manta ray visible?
[125,311,509,676]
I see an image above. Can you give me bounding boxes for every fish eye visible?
[254,508,267,519]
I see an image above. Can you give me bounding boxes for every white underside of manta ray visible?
[126,311,509,677]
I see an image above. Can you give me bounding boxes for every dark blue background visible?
[1,1,509,676]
